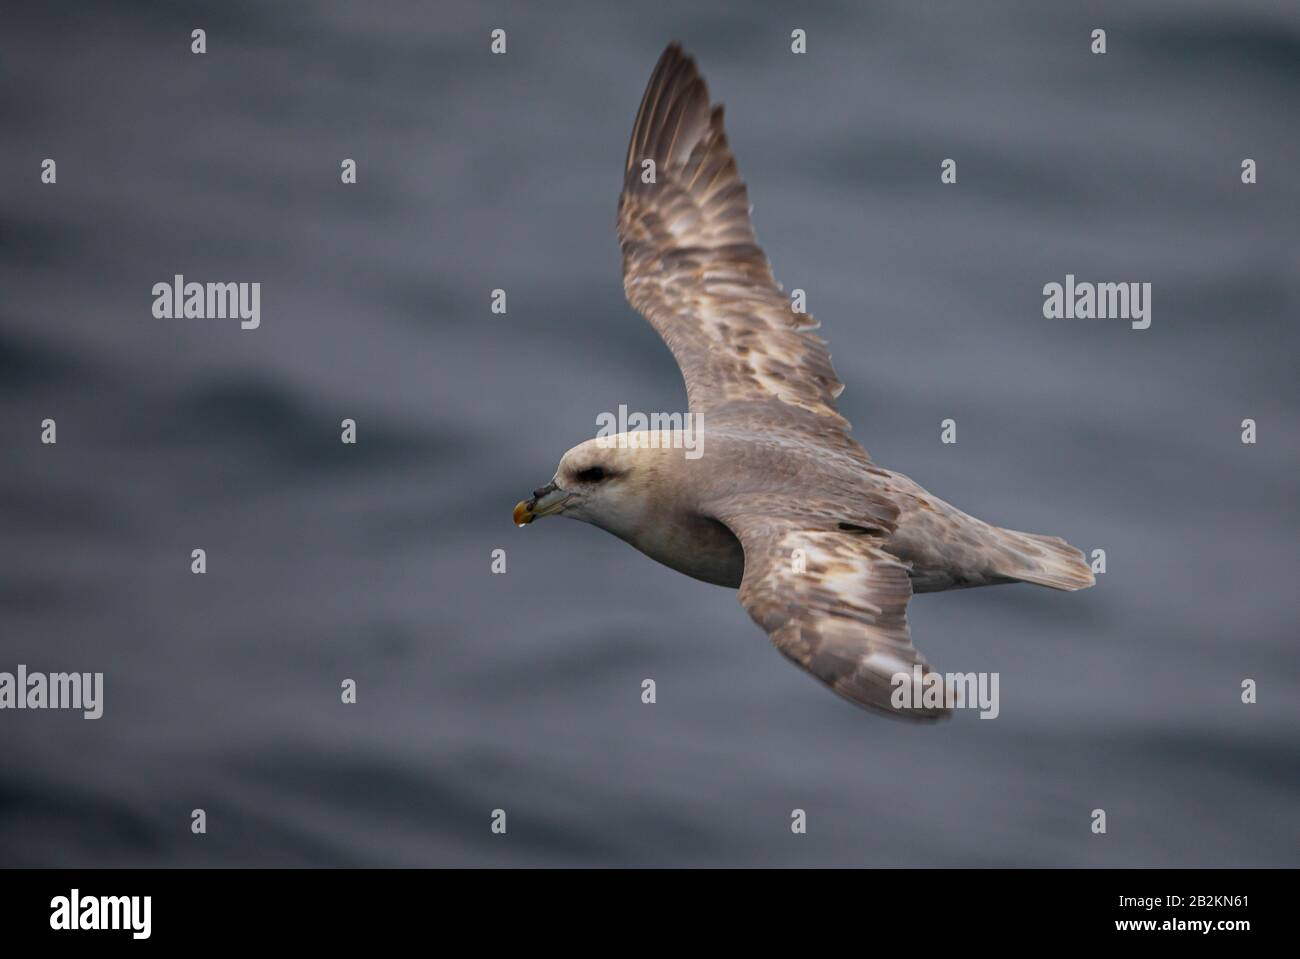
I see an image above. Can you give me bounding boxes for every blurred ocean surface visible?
[1,0,1297,865]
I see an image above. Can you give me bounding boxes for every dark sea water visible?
[1,1,1297,866]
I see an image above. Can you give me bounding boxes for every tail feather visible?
[992,528,1095,591]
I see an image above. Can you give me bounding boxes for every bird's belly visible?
[621,514,745,588]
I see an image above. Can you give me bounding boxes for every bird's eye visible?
[577,466,606,483]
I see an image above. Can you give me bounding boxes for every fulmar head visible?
[513,433,675,534]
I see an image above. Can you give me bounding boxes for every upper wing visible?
[617,44,867,461]
[714,508,951,721]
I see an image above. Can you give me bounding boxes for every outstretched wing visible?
[714,507,951,721]
[617,44,867,461]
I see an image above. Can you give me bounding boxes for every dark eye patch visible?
[577,466,606,483]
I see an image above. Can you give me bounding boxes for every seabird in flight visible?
[513,44,1093,720]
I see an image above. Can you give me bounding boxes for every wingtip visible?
[657,41,702,85]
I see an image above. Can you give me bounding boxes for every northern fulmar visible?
[513,43,1093,720]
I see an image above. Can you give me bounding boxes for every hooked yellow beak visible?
[513,481,570,527]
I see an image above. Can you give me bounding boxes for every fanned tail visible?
[992,528,1095,592]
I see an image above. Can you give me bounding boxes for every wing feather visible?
[618,44,867,461]
[715,509,951,721]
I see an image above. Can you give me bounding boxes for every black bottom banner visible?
[0,868,1278,946]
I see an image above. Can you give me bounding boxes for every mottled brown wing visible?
[715,509,951,720]
[617,44,868,461]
